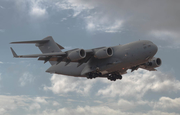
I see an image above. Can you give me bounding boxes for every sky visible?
[0,0,180,115]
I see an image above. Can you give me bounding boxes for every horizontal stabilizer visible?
[10,47,18,57]
[10,40,49,44]
[14,52,66,58]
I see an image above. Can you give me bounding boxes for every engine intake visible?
[146,57,162,68]
[67,49,86,61]
[94,47,113,59]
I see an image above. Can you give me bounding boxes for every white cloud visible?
[41,69,180,114]
[14,0,180,39]
[55,0,123,33]
[52,101,60,106]
[29,0,47,17]
[0,61,3,64]
[97,69,180,98]
[103,20,123,33]
[154,97,180,110]
[53,0,180,46]
[150,30,179,39]
[19,72,35,86]
[86,22,96,31]
[117,99,135,111]
[31,106,121,115]
[0,95,30,114]
[30,7,46,17]
[85,14,123,33]
[146,111,180,115]
[44,74,96,95]
[0,108,6,115]
[150,30,180,43]
[29,103,41,110]
[0,95,179,115]
[0,95,58,114]
[150,30,180,49]
[43,69,180,105]
[158,45,180,50]
[28,105,180,115]
[61,18,67,22]
[35,97,47,104]
[55,0,94,17]
[15,0,47,18]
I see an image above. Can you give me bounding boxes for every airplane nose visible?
[153,43,158,54]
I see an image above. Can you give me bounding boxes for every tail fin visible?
[35,36,64,53]
[11,36,64,65]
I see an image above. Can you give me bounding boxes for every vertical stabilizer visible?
[35,36,62,65]
[10,36,64,65]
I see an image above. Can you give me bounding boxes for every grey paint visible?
[11,36,160,81]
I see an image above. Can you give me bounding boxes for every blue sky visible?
[0,0,180,115]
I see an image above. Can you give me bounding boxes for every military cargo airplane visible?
[10,36,161,81]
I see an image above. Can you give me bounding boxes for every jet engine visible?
[94,47,113,59]
[67,49,86,61]
[146,57,162,68]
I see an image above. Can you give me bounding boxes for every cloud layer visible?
[36,69,180,114]
[44,69,180,99]
[44,74,96,95]
[1,95,180,115]
[14,0,180,45]
[98,69,180,98]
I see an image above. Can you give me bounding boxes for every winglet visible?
[10,47,18,57]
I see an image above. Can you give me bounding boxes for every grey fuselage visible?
[46,40,158,77]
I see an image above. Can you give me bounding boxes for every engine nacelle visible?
[67,49,86,61]
[146,57,162,68]
[94,47,113,59]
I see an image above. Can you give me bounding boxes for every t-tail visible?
[10,36,64,65]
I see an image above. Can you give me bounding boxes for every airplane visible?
[10,36,162,81]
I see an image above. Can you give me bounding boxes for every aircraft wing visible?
[139,66,157,71]
[130,64,157,72]
[10,47,94,65]
[131,63,158,72]
[10,37,108,66]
